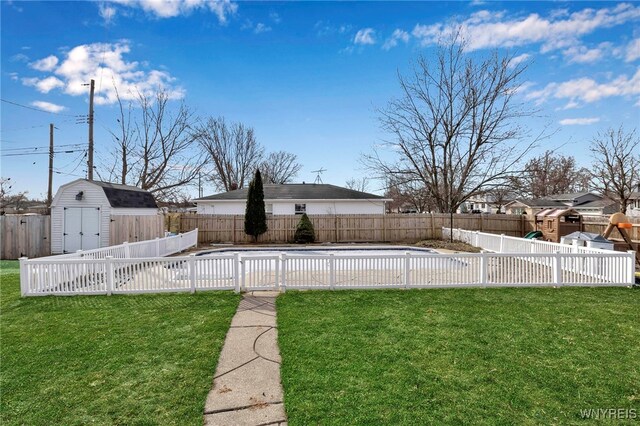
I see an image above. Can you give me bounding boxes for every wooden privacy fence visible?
[1,215,51,259]
[180,213,527,244]
[109,215,166,245]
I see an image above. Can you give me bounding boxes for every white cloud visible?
[625,38,640,62]
[526,68,640,107]
[31,101,67,113]
[254,23,271,34]
[382,29,410,50]
[10,53,29,62]
[99,3,117,24]
[110,0,237,23]
[412,3,640,54]
[559,117,600,125]
[22,76,65,93]
[562,43,611,64]
[30,55,59,72]
[508,53,531,68]
[22,41,184,105]
[269,12,281,24]
[354,28,376,45]
[9,72,19,81]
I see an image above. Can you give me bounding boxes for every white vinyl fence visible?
[20,229,199,295]
[20,246,634,297]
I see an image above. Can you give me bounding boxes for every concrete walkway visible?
[204,291,287,426]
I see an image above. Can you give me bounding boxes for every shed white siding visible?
[51,180,111,254]
[196,200,386,215]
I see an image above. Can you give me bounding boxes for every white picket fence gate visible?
[20,244,634,297]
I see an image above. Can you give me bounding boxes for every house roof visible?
[196,184,390,202]
[89,180,158,208]
[548,192,597,201]
[508,198,567,208]
[572,198,617,209]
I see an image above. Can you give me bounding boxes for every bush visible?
[294,213,315,243]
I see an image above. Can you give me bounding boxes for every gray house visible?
[196,184,392,215]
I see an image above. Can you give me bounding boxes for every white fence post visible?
[240,256,246,292]
[479,251,488,287]
[179,233,184,251]
[123,242,130,258]
[280,253,287,293]
[189,253,197,293]
[628,251,636,285]
[234,252,241,293]
[19,257,28,296]
[194,228,199,249]
[403,252,411,289]
[329,254,336,290]
[106,256,114,295]
[475,231,479,248]
[155,238,160,257]
[553,251,563,286]
[499,234,505,253]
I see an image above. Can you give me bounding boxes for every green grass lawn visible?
[0,262,240,425]
[278,289,640,425]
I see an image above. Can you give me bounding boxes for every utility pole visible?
[198,172,202,198]
[47,123,54,209]
[87,79,95,180]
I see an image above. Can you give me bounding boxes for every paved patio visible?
[204,291,287,426]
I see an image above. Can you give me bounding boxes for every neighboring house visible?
[627,192,640,217]
[504,199,567,215]
[195,183,392,215]
[460,195,510,214]
[547,192,601,207]
[51,179,158,254]
[571,198,618,217]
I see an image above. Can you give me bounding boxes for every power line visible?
[1,98,77,117]
[1,150,84,157]
[1,143,84,152]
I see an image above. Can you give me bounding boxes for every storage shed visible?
[535,208,582,243]
[51,179,158,254]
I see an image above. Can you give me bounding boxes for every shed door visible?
[63,207,101,253]
[81,208,101,250]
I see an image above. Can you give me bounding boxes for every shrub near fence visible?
[180,213,526,244]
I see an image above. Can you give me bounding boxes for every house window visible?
[295,203,306,215]
[265,203,273,215]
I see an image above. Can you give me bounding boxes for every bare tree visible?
[485,184,516,213]
[260,151,302,184]
[384,178,433,213]
[98,90,205,200]
[516,151,583,198]
[363,33,544,213]
[345,177,370,193]
[196,117,264,191]
[590,126,640,213]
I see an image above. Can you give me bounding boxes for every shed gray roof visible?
[88,180,158,208]
[563,232,612,243]
[196,184,389,201]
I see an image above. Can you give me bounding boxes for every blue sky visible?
[1,1,639,199]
